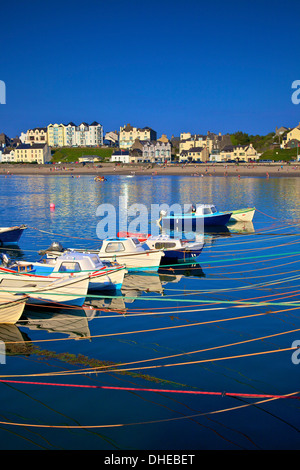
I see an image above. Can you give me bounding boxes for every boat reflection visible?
[0,244,25,261]
[159,262,205,278]
[84,268,200,315]
[228,221,255,234]
[157,220,255,239]
[0,323,31,356]
[84,295,127,316]
[17,305,91,339]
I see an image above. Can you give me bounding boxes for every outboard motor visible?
[0,253,11,266]
[157,209,168,225]
[48,241,64,252]
[38,241,65,256]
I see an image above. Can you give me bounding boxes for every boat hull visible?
[0,274,90,307]
[0,226,27,244]
[161,247,204,262]
[161,212,232,230]
[229,208,255,222]
[89,267,126,290]
[0,295,27,324]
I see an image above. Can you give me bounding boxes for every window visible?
[105,242,125,253]
[203,208,211,215]
[155,242,177,249]
[58,262,81,273]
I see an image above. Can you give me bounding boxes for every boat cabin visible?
[51,252,104,273]
[34,252,105,275]
[193,204,218,215]
[100,237,146,254]
[144,235,180,251]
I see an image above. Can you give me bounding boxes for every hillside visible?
[51,147,114,162]
[258,147,299,161]
[230,131,276,153]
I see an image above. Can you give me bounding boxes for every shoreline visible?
[1,162,300,177]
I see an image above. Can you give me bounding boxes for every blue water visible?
[0,173,300,450]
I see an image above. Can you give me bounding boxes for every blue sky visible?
[0,0,299,138]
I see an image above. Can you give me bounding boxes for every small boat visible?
[157,204,232,230]
[0,251,126,292]
[229,207,255,222]
[0,293,28,324]
[118,232,205,262]
[42,238,165,272]
[94,176,107,182]
[0,274,90,308]
[24,275,91,307]
[0,225,27,245]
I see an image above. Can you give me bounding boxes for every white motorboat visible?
[0,293,28,324]
[43,238,165,272]
[127,233,205,262]
[23,275,91,307]
[0,251,126,292]
[0,273,90,307]
[229,207,255,222]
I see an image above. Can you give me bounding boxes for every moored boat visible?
[0,293,28,324]
[0,251,126,292]
[119,232,205,262]
[157,204,232,230]
[42,238,165,272]
[229,207,255,222]
[0,274,90,307]
[0,225,27,245]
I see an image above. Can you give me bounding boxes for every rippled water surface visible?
[0,173,300,450]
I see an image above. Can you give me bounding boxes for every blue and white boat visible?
[43,238,165,272]
[157,204,232,230]
[140,234,205,262]
[0,251,126,295]
[0,225,27,245]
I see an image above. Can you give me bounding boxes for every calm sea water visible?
[0,173,300,450]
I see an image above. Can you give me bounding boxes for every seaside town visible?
[0,120,299,166]
[2,0,300,454]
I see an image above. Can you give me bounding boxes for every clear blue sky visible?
[1,0,299,138]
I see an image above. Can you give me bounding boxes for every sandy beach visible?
[1,162,300,177]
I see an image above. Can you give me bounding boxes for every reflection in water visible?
[159,262,205,278]
[1,175,300,450]
[0,323,31,355]
[0,244,25,260]
[228,221,255,234]
[18,305,91,339]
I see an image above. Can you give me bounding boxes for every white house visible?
[74,122,103,147]
[0,148,15,162]
[110,150,130,164]
[64,122,77,146]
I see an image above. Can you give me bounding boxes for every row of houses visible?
[111,135,172,164]
[110,125,259,163]
[2,121,300,165]
[20,122,104,147]
[0,143,51,164]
